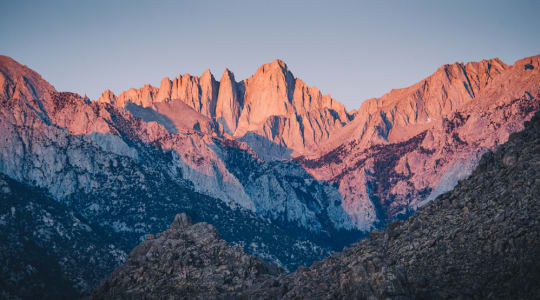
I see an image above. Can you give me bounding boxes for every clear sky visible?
[1,0,539,110]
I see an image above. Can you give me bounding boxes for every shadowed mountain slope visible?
[0,173,126,299]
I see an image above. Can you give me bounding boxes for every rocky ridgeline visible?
[299,55,540,230]
[95,112,540,299]
[98,59,352,159]
[93,213,281,299]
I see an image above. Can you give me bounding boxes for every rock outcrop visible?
[96,111,540,299]
[92,213,282,299]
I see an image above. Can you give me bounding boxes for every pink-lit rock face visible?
[236,60,351,158]
[298,55,540,229]
[0,56,353,233]
[216,69,241,134]
[3,52,538,298]
[99,59,353,159]
[0,56,55,102]
[97,89,116,104]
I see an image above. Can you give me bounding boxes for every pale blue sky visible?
[1,0,539,110]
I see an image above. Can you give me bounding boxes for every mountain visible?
[93,111,540,299]
[0,55,362,297]
[0,54,539,297]
[94,55,540,231]
[98,59,353,160]
[97,55,540,230]
[0,55,358,237]
[297,55,540,229]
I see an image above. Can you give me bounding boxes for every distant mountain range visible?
[0,54,538,297]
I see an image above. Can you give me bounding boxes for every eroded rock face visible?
[0,55,55,103]
[236,60,351,158]
[92,213,282,299]
[93,56,539,231]
[216,69,242,134]
[94,56,540,231]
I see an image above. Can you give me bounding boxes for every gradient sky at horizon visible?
[1,0,539,110]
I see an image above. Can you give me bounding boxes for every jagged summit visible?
[98,59,351,158]
[316,55,534,155]
[298,54,539,230]
[255,59,290,75]
[97,89,117,104]
[221,67,234,77]
[216,67,241,134]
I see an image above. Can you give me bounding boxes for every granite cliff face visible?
[94,111,540,299]
[0,56,358,235]
[99,59,352,159]
[97,55,540,230]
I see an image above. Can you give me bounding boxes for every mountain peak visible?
[0,55,55,102]
[436,57,508,73]
[270,58,287,67]
[97,89,117,104]
[0,55,18,65]
[201,69,214,79]
[221,68,235,79]
[255,59,290,76]
[513,54,540,70]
